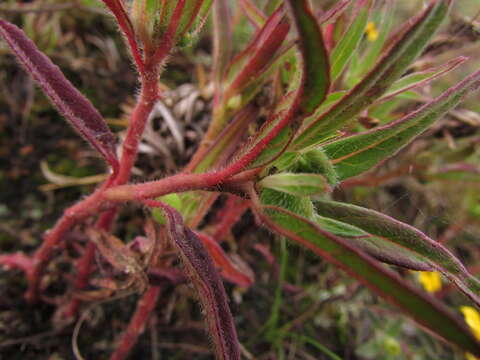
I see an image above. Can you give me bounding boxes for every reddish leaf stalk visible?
[178,0,207,39]
[101,0,146,75]
[223,7,290,100]
[196,232,253,287]
[64,208,118,318]
[110,286,162,360]
[212,196,250,242]
[56,68,160,309]
[116,73,160,183]
[0,253,35,286]
[24,187,111,302]
[149,0,187,68]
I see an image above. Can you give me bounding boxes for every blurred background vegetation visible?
[0,0,480,359]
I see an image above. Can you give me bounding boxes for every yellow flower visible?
[365,21,379,42]
[461,306,480,340]
[466,353,478,360]
[461,306,480,360]
[418,271,442,293]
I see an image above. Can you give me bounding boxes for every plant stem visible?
[212,196,250,242]
[26,71,160,303]
[64,208,117,317]
[110,286,162,360]
[116,73,160,184]
[25,189,105,302]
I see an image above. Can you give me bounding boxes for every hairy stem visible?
[116,73,160,184]
[64,208,117,317]
[110,286,162,360]
[26,70,160,303]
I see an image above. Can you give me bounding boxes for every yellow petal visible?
[365,21,379,42]
[418,271,442,293]
[461,306,480,340]
[465,352,479,360]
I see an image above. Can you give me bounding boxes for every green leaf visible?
[256,204,480,356]
[260,188,314,220]
[301,91,347,127]
[195,105,257,172]
[285,0,330,114]
[323,69,480,180]
[330,1,372,80]
[293,0,452,150]
[295,149,339,186]
[228,0,329,171]
[259,173,330,196]
[315,199,480,307]
[239,0,267,28]
[245,92,298,168]
[313,215,435,271]
[377,56,467,104]
[152,193,183,224]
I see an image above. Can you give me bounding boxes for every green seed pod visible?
[260,188,314,219]
[297,148,338,186]
[383,336,401,357]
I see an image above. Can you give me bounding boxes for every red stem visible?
[25,189,104,302]
[64,208,118,318]
[116,73,160,183]
[149,0,186,69]
[101,0,146,75]
[110,286,162,360]
[25,69,160,303]
[212,196,250,242]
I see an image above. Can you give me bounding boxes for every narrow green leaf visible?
[301,91,347,127]
[256,204,480,355]
[245,91,298,168]
[378,56,467,104]
[323,69,480,180]
[330,1,372,80]
[293,0,452,150]
[314,215,435,271]
[315,199,480,307]
[285,0,330,114]
[259,173,330,196]
[228,0,329,171]
[239,0,267,28]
